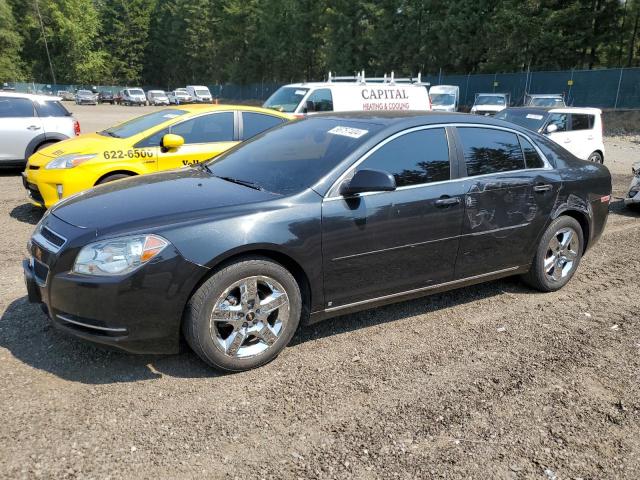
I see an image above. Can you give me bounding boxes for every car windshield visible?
[475,95,505,106]
[129,89,144,95]
[430,93,456,106]
[78,90,92,95]
[205,118,383,195]
[495,109,548,131]
[99,109,187,138]
[529,97,565,107]
[149,91,165,97]
[263,87,309,112]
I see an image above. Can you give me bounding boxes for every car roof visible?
[0,92,62,102]
[172,104,293,118]
[283,82,427,89]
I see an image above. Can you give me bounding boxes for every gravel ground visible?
[0,106,639,479]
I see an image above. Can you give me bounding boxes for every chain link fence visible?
[4,67,640,109]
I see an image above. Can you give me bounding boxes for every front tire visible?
[588,151,603,164]
[522,216,584,292]
[183,257,302,372]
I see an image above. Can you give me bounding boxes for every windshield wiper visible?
[193,162,213,174]
[216,175,265,191]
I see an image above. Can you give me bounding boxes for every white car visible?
[263,71,431,115]
[495,107,605,163]
[0,92,79,167]
[121,88,147,106]
[168,89,192,104]
[470,93,510,115]
[186,85,213,103]
[625,162,640,210]
[146,89,170,106]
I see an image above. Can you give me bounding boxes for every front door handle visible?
[534,183,553,193]
[27,125,41,130]
[563,138,571,143]
[435,196,461,207]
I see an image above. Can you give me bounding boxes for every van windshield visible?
[529,97,565,107]
[129,89,144,95]
[430,93,456,106]
[475,95,506,106]
[195,89,210,96]
[263,87,309,112]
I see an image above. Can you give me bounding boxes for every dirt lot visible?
[0,106,639,479]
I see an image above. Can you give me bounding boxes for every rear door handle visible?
[435,196,461,207]
[27,125,41,130]
[534,183,553,193]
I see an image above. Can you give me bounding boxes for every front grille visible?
[41,226,65,248]
[33,258,49,286]
[27,183,44,204]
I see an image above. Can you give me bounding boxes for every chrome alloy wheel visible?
[209,276,290,358]
[544,227,579,282]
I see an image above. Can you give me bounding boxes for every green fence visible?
[4,67,640,108]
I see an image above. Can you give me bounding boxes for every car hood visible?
[50,168,280,233]
[29,133,124,162]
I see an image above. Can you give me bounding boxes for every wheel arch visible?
[182,248,313,330]
[94,170,139,185]
[556,208,591,253]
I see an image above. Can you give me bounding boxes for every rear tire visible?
[522,216,584,292]
[96,173,132,185]
[588,151,603,164]
[183,256,301,372]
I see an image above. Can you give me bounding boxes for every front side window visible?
[242,112,285,140]
[571,114,594,131]
[458,127,526,176]
[358,128,450,187]
[307,89,334,112]
[547,113,568,132]
[0,98,34,118]
[171,112,234,144]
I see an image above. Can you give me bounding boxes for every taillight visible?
[73,120,81,136]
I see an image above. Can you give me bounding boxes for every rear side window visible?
[359,128,450,187]
[35,100,69,117]
[547,113,568,132]
[307,89,333,112]
[0,97,34,117]
[519,136,545,169]
[571,114,594,131]
[458,127,525,176]
[242,112,285,140]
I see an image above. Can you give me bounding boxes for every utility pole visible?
[34,0,56,85]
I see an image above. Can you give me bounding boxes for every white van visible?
[263,72,431,115]
[470,93,510,116]
[186,85,212,103]
[429,85,459,112]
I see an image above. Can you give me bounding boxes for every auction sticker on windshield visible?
[328,126,369,138]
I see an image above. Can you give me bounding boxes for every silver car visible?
[75,89,97,105]
[625,162,640,210]
[0,93,79,166]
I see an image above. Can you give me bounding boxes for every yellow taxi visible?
[23,104,292,208]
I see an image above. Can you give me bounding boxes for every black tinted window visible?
[459,127,526,176]
[171,112,234,143]
[35,100,69,117]
[547,113,568,132]
[0,97,34,117]
[519,136,545,169]
[207,119,383,195]
[307,89,333,112]
[242,112,284,140]
[360,128,450,187]
[571,114,593,131]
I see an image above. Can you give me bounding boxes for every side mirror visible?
[545,124,558,134]
[339,169,396,196]
[161,133,184,151]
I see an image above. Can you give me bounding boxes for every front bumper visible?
[22,163,93,208]
[624,191,640,205]
[23,217,209,354]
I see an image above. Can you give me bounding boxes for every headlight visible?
[73,234,169,276]
[45,154,97,170]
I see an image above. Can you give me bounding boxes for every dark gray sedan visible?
[24,112,611,371]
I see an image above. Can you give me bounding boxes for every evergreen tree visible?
[0,0,24,81]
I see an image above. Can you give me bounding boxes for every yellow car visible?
[23,105,292,208]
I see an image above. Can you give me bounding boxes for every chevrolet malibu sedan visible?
[24,112,611,372]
